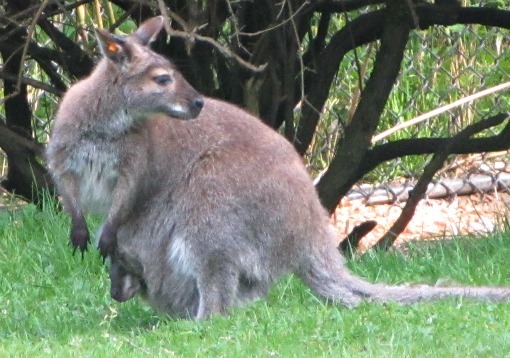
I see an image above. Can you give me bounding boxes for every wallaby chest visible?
[66,140,120,214]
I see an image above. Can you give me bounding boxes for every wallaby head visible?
[95,16,204,121]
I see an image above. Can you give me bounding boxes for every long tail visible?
[300,246,510,307]
[340,269,510,303]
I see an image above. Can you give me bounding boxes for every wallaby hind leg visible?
[194,251,240,320]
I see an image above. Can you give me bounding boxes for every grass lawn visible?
[2,203,510,356]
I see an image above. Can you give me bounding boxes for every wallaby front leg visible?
[58,173,90,256]
[69,210,89,256]
[98,221,118,260]
[98,165,142,259]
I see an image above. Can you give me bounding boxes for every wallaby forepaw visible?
[98,225,117,260]
[70,226,90,257]
[98,239,116,261]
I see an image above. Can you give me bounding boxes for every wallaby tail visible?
[300,246,510,307]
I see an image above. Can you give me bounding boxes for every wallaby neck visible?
[79,109,141,141]
[79,60,143,140]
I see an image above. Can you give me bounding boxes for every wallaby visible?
[45,17,204,259]
[48,16,510,320]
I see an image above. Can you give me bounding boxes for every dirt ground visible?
[334,190,510,251]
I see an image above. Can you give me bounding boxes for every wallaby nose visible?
[194,97,204,110]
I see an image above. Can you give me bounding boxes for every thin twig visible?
[17,0,50,91]
[0,71,62,96]
[372,80,510,143]
[287,0,306,105]
[238,1,310,37]
[157,0,266,73]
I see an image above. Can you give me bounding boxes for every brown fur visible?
[48,17,510,320]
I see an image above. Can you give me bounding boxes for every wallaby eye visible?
[153,74,172,85]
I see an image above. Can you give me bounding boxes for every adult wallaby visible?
[49,16,510,320]
[46,17,204,259]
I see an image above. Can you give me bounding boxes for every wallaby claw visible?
[69,226,90,259]
[98,224,117,260]
[71,244,88,259]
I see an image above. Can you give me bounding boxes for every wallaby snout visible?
[157,73,204,120]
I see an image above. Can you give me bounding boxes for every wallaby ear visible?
[95,28,129,64]
[134,16,165,46]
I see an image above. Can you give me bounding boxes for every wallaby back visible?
[48,17,510,320]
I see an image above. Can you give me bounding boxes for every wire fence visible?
[306,24,510,204]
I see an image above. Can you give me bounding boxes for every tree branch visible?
[295,9,385,154]
[331,113,510,198]
[313,0,385,13]
[0,70,63,97]
[316,1,411,212]
[37,18,93,79]
[296,4,510,156]
[0,121,44,156]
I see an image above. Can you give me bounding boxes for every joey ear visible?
[134,16,165,46]
[95,28,129,64]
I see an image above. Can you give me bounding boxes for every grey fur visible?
[47,17,510,320]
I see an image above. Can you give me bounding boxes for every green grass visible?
[2,204,510,356]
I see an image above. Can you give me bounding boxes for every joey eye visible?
[153,74,172,85]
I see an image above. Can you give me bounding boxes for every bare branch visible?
[237,1,311,37]
[0,121,44,156]
[313,0,385,13]
[316,2,411,212]
[0,71,63,97]
[17,0,50,90]
[340,220,377,257]
[157,0,266,73]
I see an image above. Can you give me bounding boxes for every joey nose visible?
[111,287,122,302]
[193,97,204,110]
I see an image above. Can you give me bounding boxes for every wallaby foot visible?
[195,282,236,320]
